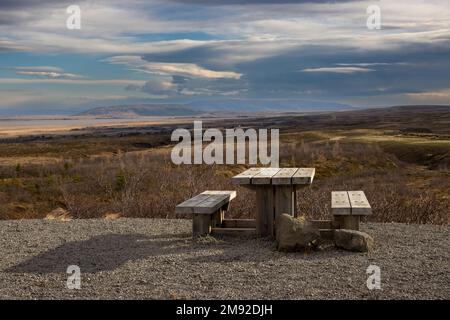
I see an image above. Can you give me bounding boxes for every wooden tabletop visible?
[232,167,315,186]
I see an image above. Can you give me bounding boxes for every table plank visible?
[292,167,315,185]
[272,168,299,185]
[232,168,262,185]
[348,191,372,215]
[252,168,281,185]
[331,191,351,215]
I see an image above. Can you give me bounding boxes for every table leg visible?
[256,186,274,237]
[274,185,295,221]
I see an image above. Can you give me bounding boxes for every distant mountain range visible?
[76,99,354,117]
[76,104,201,117]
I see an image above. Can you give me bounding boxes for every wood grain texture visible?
[272,168,298,185]
[231,168,262,185]
[274,185,295,234]
[334,215,360,230]
[175,190,236,214]
[292,168,315,185]
[331,191,351,216]
[252,168,281,185]
[348,191,372,216]
[256,186,274,237]
[193,213,211,237]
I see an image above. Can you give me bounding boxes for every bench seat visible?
[331,191,372,230]
[176,190,236,237]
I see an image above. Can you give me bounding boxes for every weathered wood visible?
[348,191,372,216]
[231,168,262,185]
[252,168,281,185]
[175,190,236,214]
[292,168,315,185]
[193,213,211,237]
[272,168,298,185]
[175,193,212,214]
[334,215,360,230]
[202,190,237,200]
[232,167,316,186]
[222,219,256,228]
[176,190,236,237]
[331,191,351,215]
[256,186,274,237]
[211,209,224,228]
[274,185,295,235]
[210,227,256,237]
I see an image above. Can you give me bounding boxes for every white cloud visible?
[11,66,83,79]
[405,89,450,102]
[16,71,83,79]
[335,63,393,67]
[104,55,242,79]
[301,67,375,74]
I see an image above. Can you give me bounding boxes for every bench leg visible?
[334,215,360,230]
[211,209,224,228]
[193,214,212,237]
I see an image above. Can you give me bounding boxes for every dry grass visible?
[0,134,448,224]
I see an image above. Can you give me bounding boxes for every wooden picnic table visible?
[232,167,315,237]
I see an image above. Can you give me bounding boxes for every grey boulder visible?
[276,214,321,252]
[334,229,374,252]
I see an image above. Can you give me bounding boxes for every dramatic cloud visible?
[1,0,450,113]
[135,79,176,96]
[104,55,241,79]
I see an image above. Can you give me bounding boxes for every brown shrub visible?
[0,140,448,225]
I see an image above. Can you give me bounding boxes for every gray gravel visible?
[0,218,448,299]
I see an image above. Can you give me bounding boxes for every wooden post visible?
[274,185,295,220]
[255,186,274,237]
[334,215,360,230]
[211,209,224,228]
[193,213,211,237]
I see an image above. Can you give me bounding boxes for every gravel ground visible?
[0,218,448,300]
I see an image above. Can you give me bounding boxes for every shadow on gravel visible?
[5,233,195,274]
[5,233,356,274]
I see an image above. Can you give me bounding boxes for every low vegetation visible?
[0,106,449,224]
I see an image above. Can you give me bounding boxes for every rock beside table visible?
[275,214,374,253]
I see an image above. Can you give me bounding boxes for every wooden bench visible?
[331,191,372,230]
[175,191,236,237]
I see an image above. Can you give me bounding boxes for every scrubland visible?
[0,106,448,224]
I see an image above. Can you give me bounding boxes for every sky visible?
[1,0,450,115]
